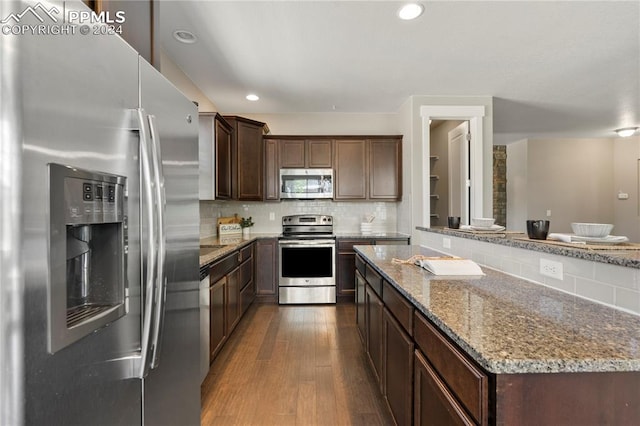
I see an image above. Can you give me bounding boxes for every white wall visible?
[506,137,639,237]
[506,139,528,231]
[612,136,640,241]
[159,50,218,113]
[397,98,414,236]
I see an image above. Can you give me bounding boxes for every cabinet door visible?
[337,253,356,299]
[226,267,241,334]
[365,283,384,388]
[414,349,475,426]
[369,138,402,200]
[264,139,279,200]
[256,238,278,299]
[384,308,414,426]
[236,121,264,200]
[215,118,233,199]
[337,238,374,301]
[306,139,333,168]
[355,270,366,345]
[209,277,226,361]
[334,139,367,200]
[279,139,306,168]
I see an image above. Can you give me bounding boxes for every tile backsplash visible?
[200,200,398,237]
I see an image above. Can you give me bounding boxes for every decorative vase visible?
[242,227,250,237]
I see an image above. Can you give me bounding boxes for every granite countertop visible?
[199,233,280,267]
[419,226,640,269]
[355,244,640,375]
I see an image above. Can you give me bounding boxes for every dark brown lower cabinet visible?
[226,267,240,334]
[383,308,414,426]
[414,349,475,426]
[209,277,226,360]
[355,270,366,344]
[337,237,408,303]
[365,284,384,387]
[255,238,277,302]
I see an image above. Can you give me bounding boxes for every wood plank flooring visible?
[201,303,394,426]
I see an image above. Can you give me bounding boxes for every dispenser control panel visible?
[65,176,124,225]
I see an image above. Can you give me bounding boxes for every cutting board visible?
[217,215,240,226]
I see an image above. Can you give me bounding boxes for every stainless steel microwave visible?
[280,169,333,199]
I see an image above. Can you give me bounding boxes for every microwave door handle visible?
[136,108,157,379]
[147,114,167,370]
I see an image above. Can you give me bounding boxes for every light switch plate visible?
[443,237,451,249]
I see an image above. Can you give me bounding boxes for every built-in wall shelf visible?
[430,155,439,160]
[430,175,439,180]
[430,194,440,200]
[430,213,439,219]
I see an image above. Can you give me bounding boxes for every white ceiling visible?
[159,1,640,143]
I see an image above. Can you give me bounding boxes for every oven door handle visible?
[279,239,336,247]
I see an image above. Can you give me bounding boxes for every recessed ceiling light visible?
[615,127,639,137]
[173,30,197,44]
[398,3,424,20]
[246,94,259,101]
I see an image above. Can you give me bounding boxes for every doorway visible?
[420,105,486,227]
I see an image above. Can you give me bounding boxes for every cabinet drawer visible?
[338,238,374,252]
[239,243,253,262]
[210,252,239,284]
[240,258,253,288]
[383,281,413,336]
[365,264,383,297]
[414,312,488,425]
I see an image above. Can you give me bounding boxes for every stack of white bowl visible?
[360,222,374,235]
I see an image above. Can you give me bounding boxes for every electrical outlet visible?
[269,212,275,221]
[546,210,552,217]
[443,238,451,249]
[540,258,563,280]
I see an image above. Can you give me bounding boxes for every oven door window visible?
[281,246,333,278]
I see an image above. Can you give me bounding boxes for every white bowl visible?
[571,222,614,238]
[471,217,495,228]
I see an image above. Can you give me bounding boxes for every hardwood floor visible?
[201,303,394,426]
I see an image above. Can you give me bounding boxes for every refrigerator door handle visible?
[147,114,168,369]
[137,108,158,379]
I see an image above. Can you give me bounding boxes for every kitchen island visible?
[354,244,640,425]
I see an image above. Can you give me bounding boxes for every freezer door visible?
[139,58,201,425]
[18,1,143,424]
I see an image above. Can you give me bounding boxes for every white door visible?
[448,121,470,225]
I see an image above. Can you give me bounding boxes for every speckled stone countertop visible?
[354,244,640,375]
[418,226,640,269]
[199,233,280,267]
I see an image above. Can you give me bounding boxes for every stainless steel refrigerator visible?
[0,1,200,424]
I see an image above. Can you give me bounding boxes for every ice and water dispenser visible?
[48,164,128,353]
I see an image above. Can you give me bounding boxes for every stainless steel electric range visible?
[278,214,336,304]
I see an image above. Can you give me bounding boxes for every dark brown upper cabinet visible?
[223,116,267,201]
[278,138,333,168]
[334,136,402,201]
